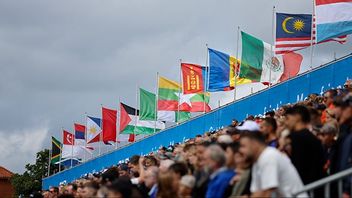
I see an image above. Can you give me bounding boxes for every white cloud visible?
[0,124,49,173]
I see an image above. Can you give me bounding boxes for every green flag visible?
[176,111,191,123]
[139,88,156,121]
[51,136,62,164]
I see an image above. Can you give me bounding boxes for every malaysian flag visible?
[275,13,347,55]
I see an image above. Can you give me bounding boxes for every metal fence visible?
[293,167,352,198]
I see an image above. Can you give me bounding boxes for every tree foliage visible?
[11,149,61,196]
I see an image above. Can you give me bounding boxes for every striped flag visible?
[275,13,347,55]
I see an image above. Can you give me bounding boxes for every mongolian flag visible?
[51,136,62,164]
[181,63,206,94]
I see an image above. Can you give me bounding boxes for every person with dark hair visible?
[80,181,99,198]
[231,119,239,127]
[107,176,142,198]
[169,162,188,182]
[66,183,77,196]
[239,131,307,197]
[157,172,178,198]
[285,105,325,195]
[129,155,141,177]
[260,117,278,147]
[264,111,275,118]
[101,167,119,185]
[204,144,235,198]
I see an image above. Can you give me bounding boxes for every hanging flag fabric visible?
[74,123,85,146]
[86,116,101,144]
[62,130,91,159]
[158,76,180,111]
[208,48,251,92]
[120,103,165,137]
[51,136,62,164]
[158,76,181,122]
[181,63,206,94]
[275,13,347,54]
[102,107,117,143]
[140,88,157,121]
[178,93,211,112]
[240,31,284,84]
[315,0,352,43]
[279,52,303,82]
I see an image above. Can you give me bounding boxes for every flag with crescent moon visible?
[275,13,347,55]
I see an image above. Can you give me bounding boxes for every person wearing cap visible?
[236,120,260,132]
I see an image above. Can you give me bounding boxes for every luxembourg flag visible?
[315,0,352,42]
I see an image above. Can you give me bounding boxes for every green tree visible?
[11,149,61,197]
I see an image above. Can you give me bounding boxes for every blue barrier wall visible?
[43,54,352,189]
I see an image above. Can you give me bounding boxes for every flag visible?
[178,93,211,112]
[120,103,165,137]
[315,0,352,43]
[275,13,347,54]
[240,31,284,84]
[181,63,206,94]
[102,107,117,143]
[51,136,62,164]
[74,123,85,146]
[279,52,303,82]
[208,48,251,92]
[62,130,74,158]
[62,130,91,159]
[158,76,180,111]
[140,88,157,121]
[86,116,101,144]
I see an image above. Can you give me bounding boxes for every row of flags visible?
[50,0,352,168]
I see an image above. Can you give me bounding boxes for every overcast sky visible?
[0,0,350,173]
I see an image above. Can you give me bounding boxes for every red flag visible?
[119,103,132,132]
[63,130,74,145]
[102,107,117,142]
[181,63,205,94]
[279,52,303,82]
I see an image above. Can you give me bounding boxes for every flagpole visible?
[134,85,139,142]
[48,149,51,177]
[69,128,73,168]
[204,44,209,113]
[206,44,211,108]
[177,59,182,124]
[234,26,240,101]
[309,0,316,70]
[84,113,88,162]
[116,98,120,150]
[154,73,159,133]
[269,6,276,88]
[99,105,102,156]
[58,135,62,172]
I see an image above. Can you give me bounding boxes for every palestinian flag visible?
[119,103,165,142]
[240,31,283,84]
[51,136,62,164]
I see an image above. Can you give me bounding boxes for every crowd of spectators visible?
[40,80,352,198]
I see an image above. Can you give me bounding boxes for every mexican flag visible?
[240,31,283,83]
[119,103,165,138]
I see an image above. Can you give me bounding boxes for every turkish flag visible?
[63,130,75,145]
[181,63,205,94]
[102,107,117,142]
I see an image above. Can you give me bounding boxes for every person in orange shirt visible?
[321,90,337,124]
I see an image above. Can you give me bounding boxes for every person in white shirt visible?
[239,131,308,198]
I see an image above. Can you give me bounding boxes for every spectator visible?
[231,119,239,127]
[101,167,119,185]
[80,181,99,198]
[65,183,77,196]
[259,117,278,147]
[321,89,337,123]
[157,172,179,198]
[264,111,275,118]
[239,131,307,197]
[285,105,325,186]
[203,144,235,198]
[317,123,338,174]
[179,175,196,198]
[144,166,159,198]
[118,163,129,177]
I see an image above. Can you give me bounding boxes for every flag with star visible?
[275,13,347,54]
[86,116,101,144]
